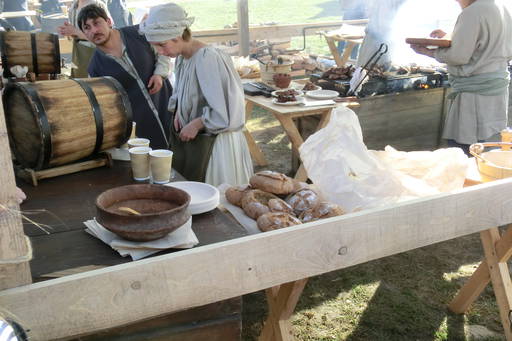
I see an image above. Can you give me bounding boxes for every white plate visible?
[271,97,305,106]
[306,89,339,100]
[271,89,304,97]
[165,181,220,215]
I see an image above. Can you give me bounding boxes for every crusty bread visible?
[312,202,345,219]
[241,189,279,219]
[249,171,294,195]
[268,198,294,215]
[257,212,302,232]
[225,185,251,207]
[285,188,320,216]
[291,180,310,193]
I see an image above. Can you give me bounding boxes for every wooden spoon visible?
[118,207,141,215]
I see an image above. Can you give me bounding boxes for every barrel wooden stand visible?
[15,152,113,186]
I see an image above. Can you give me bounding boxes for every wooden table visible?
[323,32,364,67]
[245,91,358,181]
[19,161,248,340]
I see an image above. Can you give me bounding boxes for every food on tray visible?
[224,171,347,232]
[225,185,251,207]
[321,65,355,80]
[268,198,294,214]
[302,81,319,91]
[249,171,295,195]
[257,212,302,232]
[274,89,300,97]
[276,93,297,103]
[241,189,279,219]
[285,188,320,216]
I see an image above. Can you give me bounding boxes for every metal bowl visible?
[96,184,191,241]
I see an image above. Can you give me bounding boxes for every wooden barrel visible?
[0,31,61,78]
[3,77,133,170]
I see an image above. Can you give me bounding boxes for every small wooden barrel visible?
[3,77,133,170]
[259,60,293,85]
[0,31,61,78]
[469,142,512,182]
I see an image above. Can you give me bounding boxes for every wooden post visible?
[0,97,32,290]
[237,0,250,56]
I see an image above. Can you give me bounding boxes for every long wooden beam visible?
[1,178,512,340]
[0,91,32,290]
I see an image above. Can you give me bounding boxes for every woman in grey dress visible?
[140,3,253,186]
[411,0,512,154]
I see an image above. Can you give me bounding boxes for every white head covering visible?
[139,3,194,42]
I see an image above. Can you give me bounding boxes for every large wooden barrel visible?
[0,31,61,77]
[3,77,133,170]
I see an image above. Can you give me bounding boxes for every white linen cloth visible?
[84,217,198,261]
[434,0,512,144]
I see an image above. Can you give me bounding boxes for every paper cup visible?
[128,138,150,149]
[150,149,173,184]
[129,146,152,180]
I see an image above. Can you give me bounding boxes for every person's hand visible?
[148,75,163,95]
[430,29,447,38]
[179,118,204,142]
[410,44,435,58]
[57,21,78,37]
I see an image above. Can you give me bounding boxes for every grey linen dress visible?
[434,0,512,144]
[169,46,253,186]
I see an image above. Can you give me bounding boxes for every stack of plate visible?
[165,181,220,215]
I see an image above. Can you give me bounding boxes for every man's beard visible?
[94,29,111,46]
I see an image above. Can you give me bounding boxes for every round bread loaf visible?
[312,202,345,219]
[249,171,294,195]
[257,212,302,232]
[225,185,251,207]
[299,209,316,223]
[268,198,294,215]
[285,188,320,216]
[241,189,279,219]
[291,180,310,193]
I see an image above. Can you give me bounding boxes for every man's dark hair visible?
[77,4,109,31]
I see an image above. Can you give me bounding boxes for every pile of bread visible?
[225,171,345,232]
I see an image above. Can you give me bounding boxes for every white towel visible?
[84,217,198,260]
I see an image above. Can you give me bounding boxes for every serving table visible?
[244,91,358,181]
[18,161,248,340]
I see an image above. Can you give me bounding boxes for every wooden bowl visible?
[96,184,191,241]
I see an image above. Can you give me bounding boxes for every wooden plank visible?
[1,178,512,340]
[236,0,250,57]
[0,93,32,290]
[0,11,37,19]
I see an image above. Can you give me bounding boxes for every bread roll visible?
[268,198,294,215]
[312,202,345,219]
[249,171,294,195]
[299,209,316,223]
[257,212,302,232]
[291,180,310,193]
[285,188,320,216]
[241,189,279,219]
[225,185,250,207]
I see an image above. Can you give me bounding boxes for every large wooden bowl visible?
[96,184,191,241]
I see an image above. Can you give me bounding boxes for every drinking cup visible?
[149,149,173,184]
[128,138,150,149]
[129,146,152,180]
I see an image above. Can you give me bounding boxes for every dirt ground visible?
[242,107,504,341]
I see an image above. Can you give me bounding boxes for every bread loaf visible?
[241,189,279,219]
[225,185,251,207]
[285,188,320,216]
[249,171,294,195]
[312,202,345,219]
[268,198,294,214]
[257,212,302,232]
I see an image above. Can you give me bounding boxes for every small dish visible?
[305,89,339,100]
[300,84,322,91]
[271,89,304,97]
[165,181,220,215]
[271,97,305,106]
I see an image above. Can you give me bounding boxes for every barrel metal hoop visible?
[21,83,52,169]
[0,32,13,78]
[30,33,39,75]
[103,76,133,142]
[52,33,61,75]
[72,78,104,155]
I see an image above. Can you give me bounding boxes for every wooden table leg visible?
[244,101,268,167]
[340,41,356,66]
[325,36,343,67]
[259,278,308,341]
[449,225,512,340]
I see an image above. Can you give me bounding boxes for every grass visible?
[127,1,506,339]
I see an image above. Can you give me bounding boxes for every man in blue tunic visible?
[77,4,173,149]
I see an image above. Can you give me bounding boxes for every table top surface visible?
[18,161,247,280]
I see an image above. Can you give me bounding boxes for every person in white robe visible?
[411,0,512,154]
[139,3,253,187]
